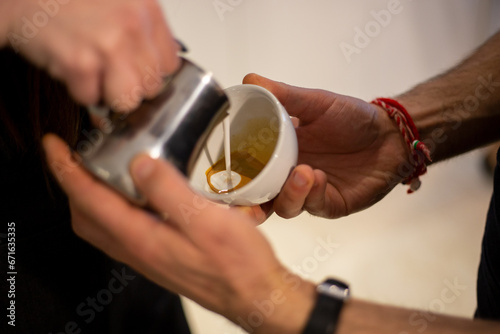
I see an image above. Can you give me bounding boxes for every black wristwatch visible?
[302,278,350,334]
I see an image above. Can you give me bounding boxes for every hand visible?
[42,134,315,334]
[0,0,180,110]
[243,74,409,219]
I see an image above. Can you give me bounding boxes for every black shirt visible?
[0,133,192,334]
[0,49,191,333]
[476,147,500,320]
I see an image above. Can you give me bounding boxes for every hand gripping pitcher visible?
[79,58,229,206]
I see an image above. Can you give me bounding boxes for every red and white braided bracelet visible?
[371,97,432,193]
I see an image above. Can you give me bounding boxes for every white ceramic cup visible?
[189,84,298,206]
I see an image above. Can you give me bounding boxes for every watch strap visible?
[302,279,348,334]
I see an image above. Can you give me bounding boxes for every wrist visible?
[302,278,350,334]
[395,94,442,161]
[234,269,316,334]
[372,103,416,187]
[372,98,432,193]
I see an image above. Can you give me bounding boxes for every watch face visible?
[318,279,350,300]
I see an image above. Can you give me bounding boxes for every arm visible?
[337,299,500,334]
[244,31,500,220]
[42,134,500,333]
[397,31,500,162]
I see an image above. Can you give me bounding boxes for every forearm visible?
[244,275,500,334]
[337,299,500,334]
[257,289,500,333]
[397,31,500,163]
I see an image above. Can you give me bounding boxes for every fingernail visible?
[131,155,155,180]
[293,170,308,188]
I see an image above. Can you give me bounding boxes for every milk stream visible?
[223,117,232,187]
[208,116,242,192]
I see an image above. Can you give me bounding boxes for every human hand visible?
[0,0,179,110]
[42,134,315,334]
[243,74,409,219]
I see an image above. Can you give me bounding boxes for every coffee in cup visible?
[190,84,297,206]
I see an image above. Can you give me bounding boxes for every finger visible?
[303,169,329,217]
[131,4,180,100]
[129,30,171,100]
[87,105,115,130]
[101,25,179,110]
[40,34,102,106]
[130,154,219,232]
[62,47,102,106]
[272,165,315,219]
[234,205,270,225]
[42,134,143,229]
[130,154,265,250]
[259,200,275,221]
[129,155,286,304]
[68,201,121,259]
[242,73,334,124]
[42,134,204,270]
[42,134,158,248]
[102,54,144,112]
[42,133,131,256]
[135,43,164,100]
[150,12,181,76]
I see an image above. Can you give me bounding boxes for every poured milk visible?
[206,116,266,194]
[207,117,242,193]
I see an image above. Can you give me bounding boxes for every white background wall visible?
[159,1,500,333]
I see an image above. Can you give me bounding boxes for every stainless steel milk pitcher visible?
[79,58,229,206]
